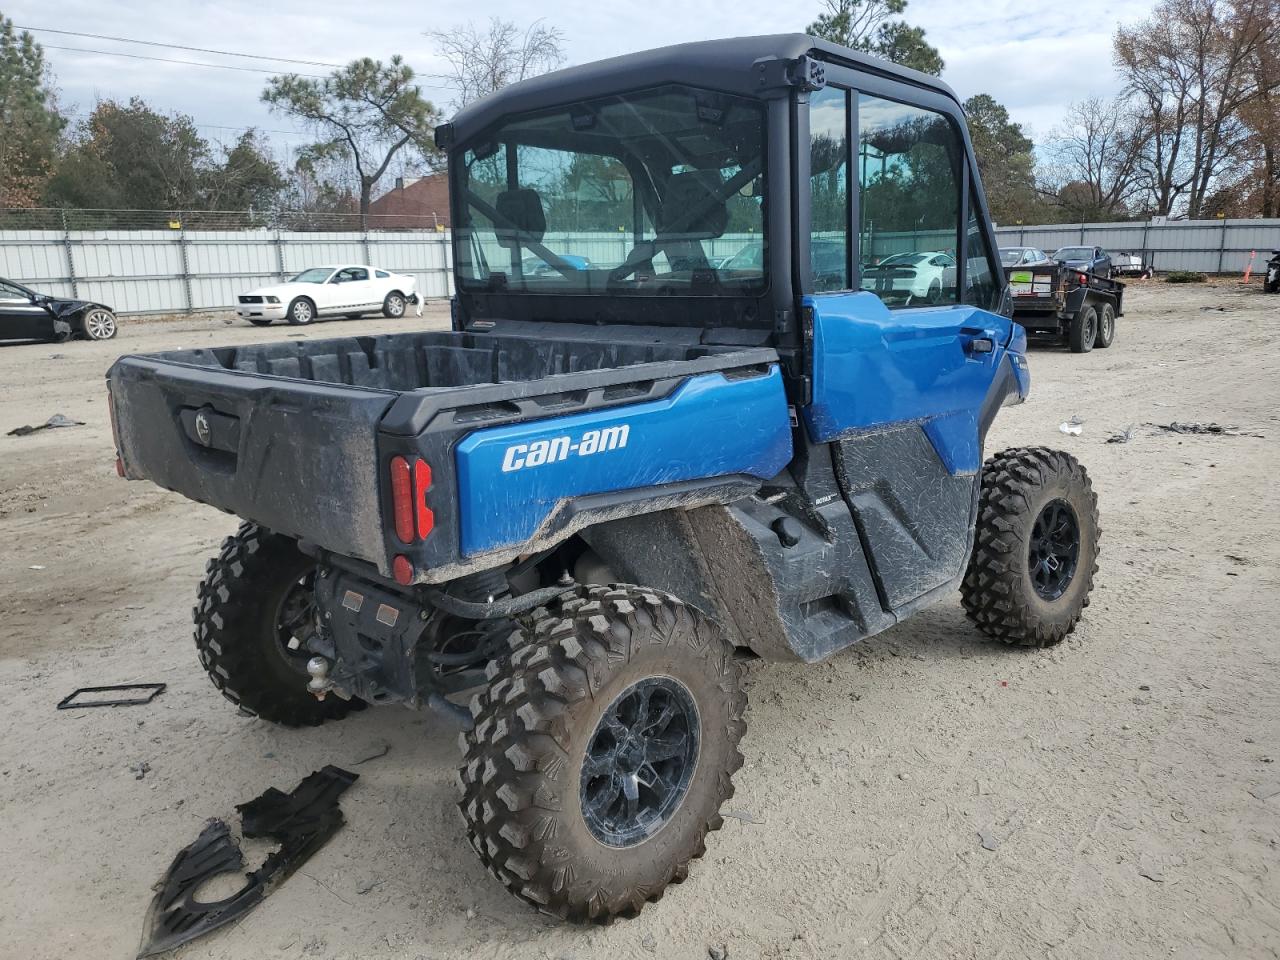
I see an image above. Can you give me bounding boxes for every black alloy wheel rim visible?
[1029,499,1080,601]
[274,571,318,672]
[580,677,700,847]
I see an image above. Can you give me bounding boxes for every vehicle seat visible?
[656,172,728,274]
[494,188,546,248]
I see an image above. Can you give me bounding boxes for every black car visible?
[1051,245,1112,279]
[0,278,118,343]
[1266,250,1279,293]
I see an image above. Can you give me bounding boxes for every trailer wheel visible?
[457,585,746,922]
[1095,303,1116,349]
[1068,305,1097,353]
[193,522,362,726]
[960,447,1100,647]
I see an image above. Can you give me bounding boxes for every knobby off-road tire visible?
[960,448,1100,647]
[458,585,747,923]
[194,522,360,726]
[1069,305,1097,353]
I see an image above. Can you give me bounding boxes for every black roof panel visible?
[447,33,961,144]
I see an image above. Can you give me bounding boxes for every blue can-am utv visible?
[107,34,1100,923]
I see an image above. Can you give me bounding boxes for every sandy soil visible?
[1,285,1278,960]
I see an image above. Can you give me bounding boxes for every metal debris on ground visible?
[137,765,358,958]
[7,413,86,436]
[1152,421,1262,437]
[1106,425,1134,444]
[57,683,167,710]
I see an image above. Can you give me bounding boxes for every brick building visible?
[368,174,451,230]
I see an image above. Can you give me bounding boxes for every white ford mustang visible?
[236,265,421,326]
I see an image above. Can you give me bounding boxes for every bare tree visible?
[1114,0,1273,217]
[428,18,565,109]
[1043,97,1145,220]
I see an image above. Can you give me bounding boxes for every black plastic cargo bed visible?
[107,328,776,572]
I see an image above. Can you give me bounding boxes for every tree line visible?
[1,3,1276,224]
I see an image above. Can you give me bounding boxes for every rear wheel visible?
[458,585,746,922]
[193,522,361,726]
[382,291,406,318]
[960,448,1100,647]
[286,297,315,325]
[1069,305,1097,353]
[1095,302,1116,348]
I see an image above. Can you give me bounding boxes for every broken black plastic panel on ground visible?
[137,765,358,958]
[57,683,166,709]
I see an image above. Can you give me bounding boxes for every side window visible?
[964,193,999,309]
[376,269,389,278]
[349,267,369,281]
[857,94,961,308]
[808,86,849,292]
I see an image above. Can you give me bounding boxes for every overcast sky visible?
[12,0,1153,167]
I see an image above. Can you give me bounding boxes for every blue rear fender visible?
[454,365,793,556]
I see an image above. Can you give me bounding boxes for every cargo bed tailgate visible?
[109,355,396,566]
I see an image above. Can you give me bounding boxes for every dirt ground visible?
[1,283,1278,960]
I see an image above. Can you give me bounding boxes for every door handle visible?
[965,336,994,354]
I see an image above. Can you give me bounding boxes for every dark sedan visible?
[1052,245,1112,279]
[0,278,118,343]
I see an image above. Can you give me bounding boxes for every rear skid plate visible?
[136,766,357,958]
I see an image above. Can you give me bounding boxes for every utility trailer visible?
[1005,261,1125,352]
[107,34,1102,925]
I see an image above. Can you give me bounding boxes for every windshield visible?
[1054,247,1092,260]
[290,268,334,283]
[454,84,767,296]
[1000,248,1028,266]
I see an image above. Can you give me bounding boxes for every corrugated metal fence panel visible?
[995,219,1280,274]
[3,221,1278,315]
[367,235,452,298]
[0,231,67,285]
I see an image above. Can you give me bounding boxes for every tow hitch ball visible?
[306,657,349,701]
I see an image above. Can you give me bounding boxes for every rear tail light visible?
[413,459,434,539]
[389,456,414,543]
[1078,272,1088,285]
[389,455,434,545]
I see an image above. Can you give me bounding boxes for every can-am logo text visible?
[501,424,630,472]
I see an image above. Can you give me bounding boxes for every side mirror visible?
[329,276,343,284]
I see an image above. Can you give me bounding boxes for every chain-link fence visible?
[0,207,448,233]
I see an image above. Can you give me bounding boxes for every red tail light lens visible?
[1078,272,1088,285]
[392,554,414,585]
[389,456,414,543]
[389,455,434,545]
[413,459,434,539]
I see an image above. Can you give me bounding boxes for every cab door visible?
[798,79,1020,612]
[0,280,55,341]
